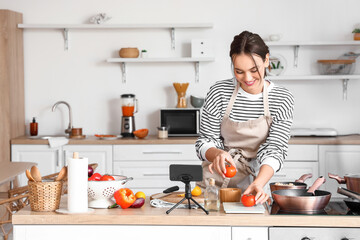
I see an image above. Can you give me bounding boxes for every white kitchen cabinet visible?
[319,145,360,198]
[113,144,199,195]
[232,227,268,240]
[11,144,112,186]
[62,145,112,175]
[269,227,360,240]
[14,225,231,240]
[11,145,62,186]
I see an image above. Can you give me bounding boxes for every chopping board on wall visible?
[150,192,204,204]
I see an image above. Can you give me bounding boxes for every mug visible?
[220,188,242,203]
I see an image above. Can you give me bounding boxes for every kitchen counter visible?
[12,198,360,227]
[10,134,360,145]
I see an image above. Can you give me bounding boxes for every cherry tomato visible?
[224,164,237,178]
[100,175,115,181]
[88,173,102,181]
[241,194,256,207]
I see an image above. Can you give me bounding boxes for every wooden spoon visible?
[55,167,67,181]
[25,169,35,182]
[30,166,42,182]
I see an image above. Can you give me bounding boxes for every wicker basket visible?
[28,181,62,212]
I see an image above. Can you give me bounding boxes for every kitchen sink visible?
[28,135,68,139]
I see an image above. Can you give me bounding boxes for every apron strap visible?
[263,80,271,118]
[224,80,239,117]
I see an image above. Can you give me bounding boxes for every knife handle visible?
[163,186,179,193]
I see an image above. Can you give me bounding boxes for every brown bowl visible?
[119,48,139,58]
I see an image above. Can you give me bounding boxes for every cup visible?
[220,188,242,203]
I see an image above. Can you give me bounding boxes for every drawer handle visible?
[143,173,169,177]
[142,151,182,154]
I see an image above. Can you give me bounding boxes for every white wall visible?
[1,0,360,135]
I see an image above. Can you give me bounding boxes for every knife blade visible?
[151,186,179,199]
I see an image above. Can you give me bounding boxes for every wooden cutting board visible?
[150,191,204,204]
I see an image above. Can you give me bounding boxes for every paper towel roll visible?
[67,156,88,213]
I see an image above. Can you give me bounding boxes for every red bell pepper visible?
[114,188,136,209]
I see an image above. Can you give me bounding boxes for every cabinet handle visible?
[57,150,60,167]
[63,150,67,166]
[142,151,182,154]
[143,173,169,177]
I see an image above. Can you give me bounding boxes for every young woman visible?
[196,31,294,204]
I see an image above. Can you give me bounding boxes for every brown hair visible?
[230,31,269,77]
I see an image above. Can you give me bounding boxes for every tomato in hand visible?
[241,194,256,207]
[114,188,136,209]
[88,173,102,181]
[224,164,237,178]
[100,175,115,181]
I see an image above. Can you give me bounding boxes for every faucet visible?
[52,101,73,135]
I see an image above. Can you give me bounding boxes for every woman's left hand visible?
[242,183,269,205]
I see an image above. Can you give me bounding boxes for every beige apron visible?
[198,80,273,191]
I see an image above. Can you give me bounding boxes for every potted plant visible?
[352,28,360,40]
[141,49,148,58]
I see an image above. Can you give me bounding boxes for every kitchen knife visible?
[151,186,179,199]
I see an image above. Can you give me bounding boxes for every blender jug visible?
[121,94,138,116]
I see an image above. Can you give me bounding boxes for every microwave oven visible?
[160,108,200,136]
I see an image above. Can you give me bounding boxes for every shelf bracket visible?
[171,28,175,50]
[63,28,69,51]
[195,62,200,83]
[293,45,299,68]
[121,63,126,83]
[342,78,349,100]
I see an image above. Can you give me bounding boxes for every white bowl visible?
[87,175,132,208]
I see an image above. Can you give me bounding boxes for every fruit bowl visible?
[133,128,149,139]
[87,175,133,208]
[190,95,205,108]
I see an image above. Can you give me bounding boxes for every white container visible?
[191,39,214,58]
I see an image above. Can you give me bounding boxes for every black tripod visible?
[166,178,209,215]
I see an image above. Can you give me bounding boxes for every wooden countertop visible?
[12,198,360,227]
[11,134,360,145]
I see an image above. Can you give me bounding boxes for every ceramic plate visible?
[266,53,287,76]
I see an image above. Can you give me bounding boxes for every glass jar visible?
[157,126,168,139]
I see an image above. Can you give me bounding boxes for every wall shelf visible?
[265,41,360,68]
[18,23,213,50]
[268,74,360,100]
[106,57,214,83]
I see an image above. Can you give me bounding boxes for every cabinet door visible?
[11,145,62,186]
[269,227,360,240]
[265,161,319,196]
[62,145,112,174]
[319,145,360,198]
[232,227,268,240]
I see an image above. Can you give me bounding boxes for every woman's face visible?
[232,53,269,94]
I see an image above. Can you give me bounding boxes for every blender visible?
[120,94,138,137]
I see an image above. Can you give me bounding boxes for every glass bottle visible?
[30,117,38,136]
[204,178,220,211]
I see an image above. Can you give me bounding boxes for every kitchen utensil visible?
[190,95,205,108]
[28,180,62,211]
[344,198,360,213]
[149,191,204,204]
[119,48,139,58]
[30,166,42,182]
[328,173,360,194]
[270,173,313,193]
[55,167,67,181]
[337,187,360,201]
[317,59,355,75]
[120,94,138,138]
[25,169,35,182]
[87,175,132,208]
[271,176,331,212]
[149,186,179,199]
[219,188,241,203]
[173,82,189,108]
[222,202,266,214]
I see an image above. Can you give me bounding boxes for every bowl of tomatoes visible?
[88,173,133,208]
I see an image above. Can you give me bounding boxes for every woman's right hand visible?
[206,148,236,178]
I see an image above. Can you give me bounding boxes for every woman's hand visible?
[242,183,269,205]
[206,148,236,178]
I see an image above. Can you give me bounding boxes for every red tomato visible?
[100,175,115,181]
[88,173,102,181]
[241,194,256,207]
[224,164,237,178]
[114,188,136,209]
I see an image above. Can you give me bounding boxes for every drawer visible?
[113,144,198,161]
[286,145,318,161]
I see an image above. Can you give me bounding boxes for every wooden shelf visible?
[106,57,215,83]
[18,23,213,50]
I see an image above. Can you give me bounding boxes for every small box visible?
[191,39,214,58]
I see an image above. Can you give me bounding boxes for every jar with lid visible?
[157,126,168,139]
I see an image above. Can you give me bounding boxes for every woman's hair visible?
[230,31,269,77]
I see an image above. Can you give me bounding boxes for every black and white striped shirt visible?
[195,78,294,173]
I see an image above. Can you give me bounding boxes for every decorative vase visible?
[354,33,360,41]
[173,82,189,108]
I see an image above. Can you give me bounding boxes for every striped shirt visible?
[195,78,294,173]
